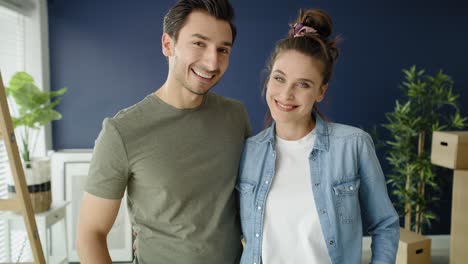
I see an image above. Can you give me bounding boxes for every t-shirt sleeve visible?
[85,118,130,199]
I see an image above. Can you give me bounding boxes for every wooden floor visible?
[112,250,450,264]
[362,249,449,264]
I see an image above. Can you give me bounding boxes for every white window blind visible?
[0,4,25,82]
[0,4,32,262]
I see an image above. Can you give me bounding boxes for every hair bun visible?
[294,9,333,39]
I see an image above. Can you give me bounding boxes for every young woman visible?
[237,9,399,264]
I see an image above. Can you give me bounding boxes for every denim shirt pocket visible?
[235,181,256,220]
[333,178,361,224]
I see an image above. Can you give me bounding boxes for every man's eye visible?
[193,42,205,47]
[297,82,310,88]
[218,48,230,54]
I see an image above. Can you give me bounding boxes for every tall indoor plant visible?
[383,66,467,234]
[6,72,67,167]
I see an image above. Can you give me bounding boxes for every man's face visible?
[163,11,233,95]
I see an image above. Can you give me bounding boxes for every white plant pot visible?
[7,157,52,213]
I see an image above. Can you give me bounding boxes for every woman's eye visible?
[273,76,285,82]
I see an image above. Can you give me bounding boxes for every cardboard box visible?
[431,131,468,169]
[396,228,431,264]
[450,170,468,264]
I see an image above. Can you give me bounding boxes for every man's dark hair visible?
[163,0,236,43]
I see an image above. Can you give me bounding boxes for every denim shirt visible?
[236,115,400,264]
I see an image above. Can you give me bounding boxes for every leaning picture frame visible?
[51,150,133,262]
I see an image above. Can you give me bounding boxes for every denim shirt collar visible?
[257,112,330,152]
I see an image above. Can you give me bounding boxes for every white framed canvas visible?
[51,150,133,262]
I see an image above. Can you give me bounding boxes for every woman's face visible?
[266,49,328,127]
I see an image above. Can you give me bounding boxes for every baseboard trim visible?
[363,234,450,252]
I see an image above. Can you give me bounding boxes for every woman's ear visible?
[317,83,329,102]
[162,33,174,57]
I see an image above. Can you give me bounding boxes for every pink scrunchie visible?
[293,23,317,37]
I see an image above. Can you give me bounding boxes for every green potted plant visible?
[383,66,467,234]
[6,71,67,212]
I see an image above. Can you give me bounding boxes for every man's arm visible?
[76,192,121,264]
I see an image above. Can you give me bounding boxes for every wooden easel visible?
[0,72,46,264]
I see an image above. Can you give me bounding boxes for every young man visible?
[76,1,250,263]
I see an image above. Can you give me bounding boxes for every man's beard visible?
[177,75,219,96]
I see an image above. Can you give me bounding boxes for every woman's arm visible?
[358,133,400,264]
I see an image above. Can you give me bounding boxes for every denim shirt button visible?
[265,180,269,184]
[257,206,262,210]
[256,233,260,237]
[311,151,317,160]
[329,240,335,246]
[349,186,354,191]
[321,209,326,214]
[314,182,320,187]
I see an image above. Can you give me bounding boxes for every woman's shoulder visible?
[245,127,273,145]
[327,122,370,139]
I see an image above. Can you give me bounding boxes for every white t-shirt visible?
[261,130,331,264]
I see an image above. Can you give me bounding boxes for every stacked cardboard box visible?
[396,228,431,264]
[431,131,468,264]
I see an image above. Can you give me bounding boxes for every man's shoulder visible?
[207,92,245,110]
[100,94,158,139]
[112,95,152,122]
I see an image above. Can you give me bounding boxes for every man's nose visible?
[202,48,219,72]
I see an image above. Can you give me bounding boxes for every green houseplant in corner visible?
[6,71,67,212]
[383,66,467,234]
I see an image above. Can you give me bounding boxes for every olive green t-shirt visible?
[85,93,251,264]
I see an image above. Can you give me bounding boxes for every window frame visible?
[0,0,50,261]
[0,0,52,157]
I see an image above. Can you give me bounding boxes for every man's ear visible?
[316,83,329,102]
[162,33,174,57]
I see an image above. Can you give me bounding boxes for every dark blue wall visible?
[48,0,468,235]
